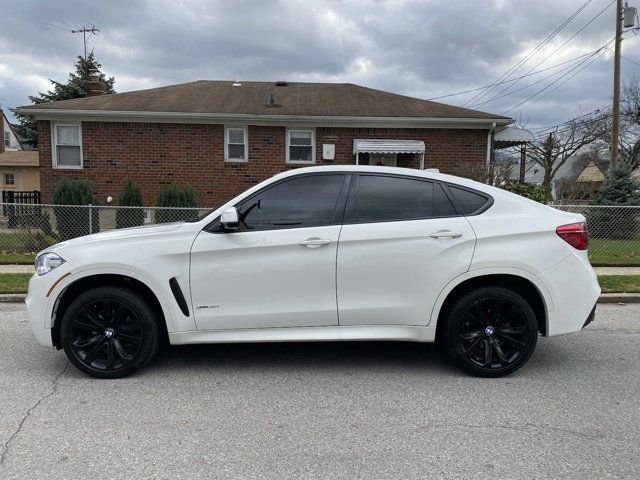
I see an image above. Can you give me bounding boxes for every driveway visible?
[1,303,639,479]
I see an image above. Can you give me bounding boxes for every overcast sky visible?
[1,0,639,128]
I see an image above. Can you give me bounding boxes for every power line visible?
[425,49,601,101]
[471,48,605,108]
[505,42,610,115]
[70,25,100,60]
[472,0,616,108]
[462,0,596,107]
[622,54,640,66]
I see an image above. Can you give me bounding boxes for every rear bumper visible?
[536,252,600,336]
[582,304,597,329]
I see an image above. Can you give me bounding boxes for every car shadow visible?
[150,341,459,376]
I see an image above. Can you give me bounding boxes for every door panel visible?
[191,226,341,330]
[190,173,348,331]
[337,217,475,326]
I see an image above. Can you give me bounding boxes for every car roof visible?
[273,165,493,192]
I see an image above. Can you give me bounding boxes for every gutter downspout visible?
[485,122,496,170]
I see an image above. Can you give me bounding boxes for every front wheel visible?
[442,286,538,377]
[60,286,161,379]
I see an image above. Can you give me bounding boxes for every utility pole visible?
[611,0,623,167]
[71,25,100,61]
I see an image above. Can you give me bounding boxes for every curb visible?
[0,293,639,304]
[0,294,26,303]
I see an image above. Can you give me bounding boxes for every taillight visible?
[556,222,588,250]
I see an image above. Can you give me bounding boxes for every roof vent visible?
[232,75,242,87]
[275,80,288,86]
[268,94,277,107]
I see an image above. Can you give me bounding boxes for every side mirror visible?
[220,207,239,232]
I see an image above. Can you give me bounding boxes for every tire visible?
[60,286,161,379]
[442,286,538,377]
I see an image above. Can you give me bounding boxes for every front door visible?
[370,153,397,166]
[337,173,476,326]
[190,173,349,330]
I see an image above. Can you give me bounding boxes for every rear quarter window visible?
[447,185,492,215]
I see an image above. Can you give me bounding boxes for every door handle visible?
[429,230,462,239]
[298,238,332,248]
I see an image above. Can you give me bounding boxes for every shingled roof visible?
[18,80,510,121]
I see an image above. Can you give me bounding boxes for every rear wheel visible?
[443,286,538,377]
[60,286,161,379]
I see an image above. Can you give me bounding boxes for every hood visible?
[45,222,185,251]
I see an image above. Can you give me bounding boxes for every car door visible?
[190,173,349,330]
[337,173,477,326]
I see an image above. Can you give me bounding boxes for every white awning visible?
[493,126,534,145]
[353,139,425,155]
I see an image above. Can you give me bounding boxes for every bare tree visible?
[528,113,606,202]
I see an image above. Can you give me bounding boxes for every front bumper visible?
[25,265,74,347]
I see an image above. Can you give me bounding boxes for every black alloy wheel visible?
[443,287,538,377]
[61,286,161,378]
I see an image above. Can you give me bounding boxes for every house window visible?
[225,126,248,162]
[287,129,315,164]
[52,123,82,168]
[3,131,9,147]
[4,173,15,186]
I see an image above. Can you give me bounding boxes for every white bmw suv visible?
[26,166,600,378]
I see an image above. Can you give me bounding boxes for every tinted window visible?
[448,185,490,214]
[238,174,344,230]
[434,184,457,216]
[355,175,434,222]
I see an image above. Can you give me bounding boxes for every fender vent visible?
[169,277,189,317]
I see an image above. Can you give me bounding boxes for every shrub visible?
[116,179,145,229]
[588,161,640,240]
[155,185,198,223]
[52,179,100,240]
[501,182,547,203]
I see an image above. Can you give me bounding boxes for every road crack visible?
[0,361,69,468]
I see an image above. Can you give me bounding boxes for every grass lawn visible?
[598,275,640,293]
[589,237,640,266]
[0,252,36,264]
[0,273,638,296]
[0,273,32,294]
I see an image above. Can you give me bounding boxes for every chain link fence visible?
[0,202,638,265]
[0,203,213,254]
[550,205,640,265]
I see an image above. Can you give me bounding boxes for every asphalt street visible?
[0,303,638,479]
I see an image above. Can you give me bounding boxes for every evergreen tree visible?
[589,161,640,239]
[116,180,145,229]
[15,53,115,148]
[52,179,100,240]
[156,185,199,223]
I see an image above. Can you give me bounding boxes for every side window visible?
[434,184,457,216]
[237,174,345,230]
[354,175,435,222]
[448,185,491,215]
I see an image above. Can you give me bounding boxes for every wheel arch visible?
[50,271,174,349]
[430,269,551,339]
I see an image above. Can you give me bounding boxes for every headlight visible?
[35,253,66,276]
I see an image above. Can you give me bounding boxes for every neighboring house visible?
[0,108,41,199]
[16,79,512,206]
[2,107,22,151]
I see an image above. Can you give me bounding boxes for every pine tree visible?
[15,53,115,148]
[116,179,145,229]
[589,161,640,239]
[156,185,199,223]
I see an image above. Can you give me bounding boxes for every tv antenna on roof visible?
[71,25,100,61]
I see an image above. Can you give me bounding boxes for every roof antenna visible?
[232,75,241,87]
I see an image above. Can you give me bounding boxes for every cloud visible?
[1,0,638,128]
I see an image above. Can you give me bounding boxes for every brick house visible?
[16,79,512,206]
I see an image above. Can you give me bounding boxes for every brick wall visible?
[38,121,488,206]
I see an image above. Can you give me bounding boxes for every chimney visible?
[86,68,106,97]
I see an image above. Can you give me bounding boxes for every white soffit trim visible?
[353,139,425,154]
[14,108,513,129]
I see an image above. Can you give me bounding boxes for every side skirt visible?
[169,325,437,345]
